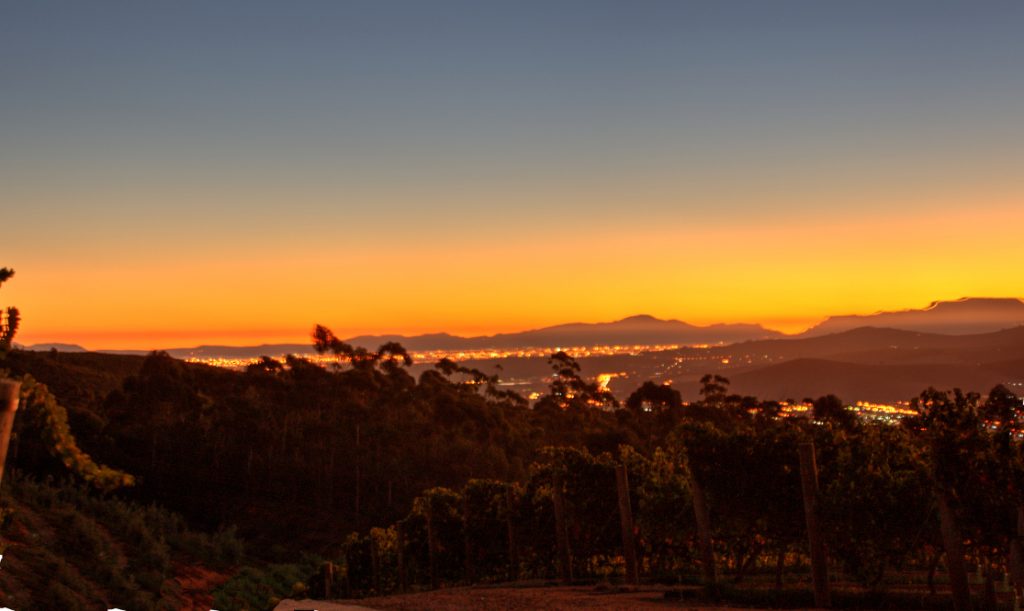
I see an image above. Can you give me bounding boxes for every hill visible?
[0,474,241,610]
[724,358,1011,403]
[355,314,783,350]
[802,297,1024,336]
[80,315,783,360]
[651,326,1024,401]
[705,325,1024,362]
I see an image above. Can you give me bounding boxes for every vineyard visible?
[3,270,1023,609]
[309,385,1023,611]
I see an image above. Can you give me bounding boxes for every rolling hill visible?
[801,297,1024,336]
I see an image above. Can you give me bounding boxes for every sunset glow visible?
[8,200,1023,349]
[4,2,1023,350]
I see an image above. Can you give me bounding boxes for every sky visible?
[3,1,1024,349]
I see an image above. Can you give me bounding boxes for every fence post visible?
[687,467,716,587]
[798,441,830,608]
[396,521,408,593]
[615,464,640,585]
[937,489,971,611]
[506,486,519,582]
[370,531,381,594]
[1012,507,1024,599]
[321,561,334,599]
[463,495,476,583]
[552,471,573,583]
[426,502,440,589]
[0,379,21,488]
[342,546,352,598]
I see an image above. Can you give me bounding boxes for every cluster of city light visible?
[853,400,917,420]
[777,400,918,423]
[779,401,813,416]
[181,353,1004,427]
[184,356,273,369]
[595,372,628,393]
[184,343,684,370]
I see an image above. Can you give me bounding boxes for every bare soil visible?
[314,584,770,610]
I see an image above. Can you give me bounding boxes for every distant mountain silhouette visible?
[725,358,1010,404]
[347,315,782,351]
[133,315,783,359]
[667,325,1024,401]
[16,319,1024,403]
[711,325,1024,362]
[19,342,88,352]
[22,300,1024,384]
[802,297,1024,336]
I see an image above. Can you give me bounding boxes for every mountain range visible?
[20,315,787,358]
[14,297,1024,402]
[696,325,1024,402]
[802,297,1024,336]
[17,297,1024,360]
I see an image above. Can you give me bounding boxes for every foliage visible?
[907,387,1024,583]
[13,374,135,491]
[0,472,243,609]
[0,268,18,357]
[5,306,1023,605]
[212,556,321,611]
[817,424,933,587]
[0,266,133,492]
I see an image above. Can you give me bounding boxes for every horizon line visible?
[14,295,1023,353]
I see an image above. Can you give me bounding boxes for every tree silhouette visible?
[0,268,19,357]
[535,351,618,411]
[625,381,682,414]
[0,266,133,491]
[698,374,729,404]
[813,394,856,428]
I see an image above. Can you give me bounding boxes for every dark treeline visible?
[6,330,644,552]
[5,324,1024,609]
[329,378,1023,610]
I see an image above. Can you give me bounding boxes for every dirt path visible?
[174,563,233,611]
[273,600,377,611]
[283,584,769,610]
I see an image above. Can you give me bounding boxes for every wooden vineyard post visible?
[687,467,717,587]
[937,490,971,611]
[320,561,335,599]
[370,532,381,594]
[463,495,476,583]
[354,424,362,530]
[505,486,519,581]
[342,546,352,598]
[798,441,830,608]
[426,503,440,589]
[552,471,573,583]
[0,379,20,488]
[396,521,408,593]
[1011,507,1024,600]
[615,464,640,585]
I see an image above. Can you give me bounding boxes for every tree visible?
[905,386,1021,610]
[0,268,18,357]
[817,423,932,588]
[625,381,682,414]
[625,381,684,454]
[813,394,857,429]
[535,352,618,412]
[698,374,729,405]
[0,266,133,492]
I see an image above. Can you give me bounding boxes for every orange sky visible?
[7,200,1023,350]
[5,3,1024,350]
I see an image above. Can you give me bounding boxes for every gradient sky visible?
[3,1,1024,349]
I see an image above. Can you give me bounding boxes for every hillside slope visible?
[0,474,241,610]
